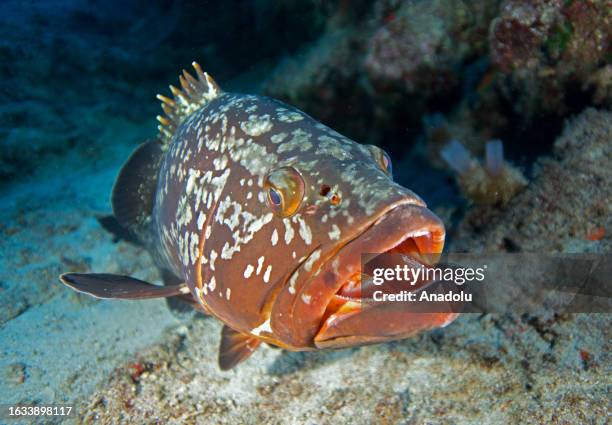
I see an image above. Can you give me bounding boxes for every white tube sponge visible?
[485,139,504,176]
[440,139,476,176]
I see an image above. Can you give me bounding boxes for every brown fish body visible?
[60,63,457,369]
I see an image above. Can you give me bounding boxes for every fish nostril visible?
[319,184,341,205]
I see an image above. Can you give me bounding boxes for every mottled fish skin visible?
[149,89,448,350]
[55,63,456,369]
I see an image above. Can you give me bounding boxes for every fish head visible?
[193,97,455,350]
[259,123,455,349]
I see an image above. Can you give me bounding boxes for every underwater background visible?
[0,0,610,423]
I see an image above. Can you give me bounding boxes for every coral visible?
[441,139,528,205]
[261,0,608,167]
[263,0,503,154]
[364,2,457,92]
[489,0,562,72]
[452,108,611,253]
[263,29,392,145]
[560,0,611,74]
[364,0,500,93]
[490,0,610,74]
[584,64,612,105]
[489,0,611,115]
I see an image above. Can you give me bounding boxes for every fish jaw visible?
[286,203,455,349]
[313,303,459,349]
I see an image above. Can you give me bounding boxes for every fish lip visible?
[321,197,436,273]
[283,199,445,347]
[313,205,445,348]
[325,199,446,289]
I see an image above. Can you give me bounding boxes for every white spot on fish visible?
[197,211,206,230]
[332,258,340,273]
[297,217,312,245]
[301,294,311,304]
[271,229,278,246]
[270,132,288,144]
[226,288,231,300]
[328,224,341,240]
[263,265,272,283]
[240,114,273,136]
[283,219,294,244]
[189,233,199,265]
[304,249,321,272]
[213,155,228,171]
[244,264,254,278]
[278,111,304,123]
[220,212,274,260]
[186,169,200,194]
[209,250,218,271]
[256,256,265,275]
[288,272,299,295]
[176,196,193,227]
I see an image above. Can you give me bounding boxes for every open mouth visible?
[317,204,446,334]
[337,229,444,298]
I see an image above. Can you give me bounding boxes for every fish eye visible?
[382,150,393,177]
[268,187,282,206]
[264,166,305,217]
[367,145,393,178]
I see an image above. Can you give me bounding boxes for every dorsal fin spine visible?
[156,61,222,145]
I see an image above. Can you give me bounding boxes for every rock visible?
[4,362,27,385]
[451,108,611,253]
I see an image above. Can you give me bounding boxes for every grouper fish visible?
[60,62,458,370]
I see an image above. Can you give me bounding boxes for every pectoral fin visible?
[218,325,261,370]
[111,139,164,244]
[59,273,190,300]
